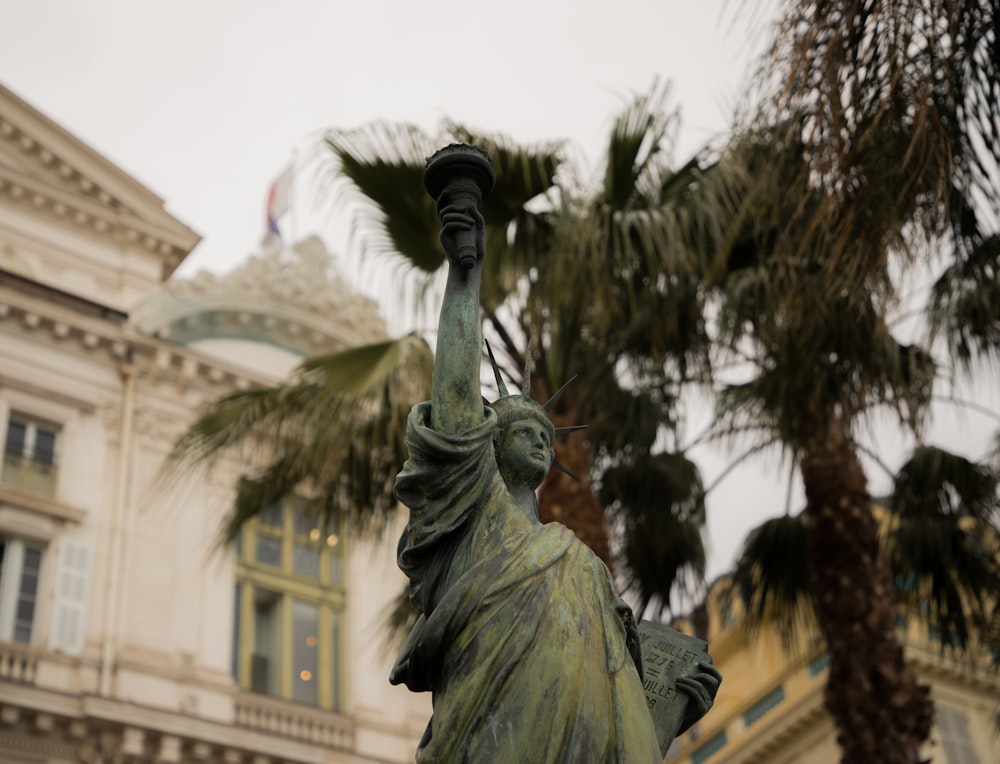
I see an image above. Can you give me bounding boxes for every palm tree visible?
[166,335,434,544]
[703,1,1000,760]
[324,83,722,615]
[170,83,715,619]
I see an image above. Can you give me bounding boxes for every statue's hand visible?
[676,661,722,733]
[439,203,485,269]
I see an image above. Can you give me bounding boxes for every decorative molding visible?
[144,237,386,356]
[0,289,267,398]
[0,642,38,685]
[0,86,199,278]
[0,291,129,366]
[132,404,189,446]
[906,639,1000,693]
[234,692,355,750]
[0,730,80,760]
[0,685,359,764]
[0,114,125,212]
[0,164,192,278]
[133,336,264,396]
[0,483,87,525]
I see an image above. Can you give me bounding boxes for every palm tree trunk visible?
[538,420,612,568]
[800,420,933,763]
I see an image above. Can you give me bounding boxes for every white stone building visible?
[0,82,428,763]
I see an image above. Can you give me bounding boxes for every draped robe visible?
[390,403,660,763]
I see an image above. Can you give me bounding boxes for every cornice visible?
[0,685,357,763]
[0,86,200,278]
[906,638,1000,693]
[0,484,86,526]
[133,334,269,394]
[732,685,828,764]
[0,85,166,212]
[0,288,268,397]
[0,287,131,364]
[0,162,193,279]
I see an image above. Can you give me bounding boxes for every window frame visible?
[2,410,61,498]
[935,702,981,764]
[233,499,345,711]
[0,534,46,645]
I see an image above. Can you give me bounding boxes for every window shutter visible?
[48,539,92,656]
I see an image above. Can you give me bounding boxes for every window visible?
[808,651,831,676]
[936,703,980,764]
[2,414,59,497]
[691,730,728,764]
[0,535,43,644]
[743,685,785,727]
[233,499,343,710]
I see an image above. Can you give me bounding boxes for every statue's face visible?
[496,417,554,490]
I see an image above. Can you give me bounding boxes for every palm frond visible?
[602,79,678,210]
[445,123,563,227]
[445,124,564,310]
[764,0,1000,271]
[888,445,1000,649]
[930,232,1000,371]
[325,123,441,273]
[165,387,293,470]
[585,370,673,458]
[600,451,707,618]
[731,513,817,649]
[891,445,998,524]
[168,335,433,544]
[298,336,432,395]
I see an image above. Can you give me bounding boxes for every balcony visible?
[1,451,57,497]
[0,641,38,684]
[234,691,354,750]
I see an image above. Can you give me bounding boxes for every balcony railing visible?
[234,691,354,750]
[0,641,38,684]
[1,451,57,497]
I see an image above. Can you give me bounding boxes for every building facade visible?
[0,83,427,763]
[667,579,999,764]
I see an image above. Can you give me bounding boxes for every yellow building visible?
[667,579,999,764]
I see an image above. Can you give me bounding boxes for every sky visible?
[0,0,773,278]
[1,1,996,585]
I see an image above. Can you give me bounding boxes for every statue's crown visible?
[484,341,586,479]
[489,394,555,437]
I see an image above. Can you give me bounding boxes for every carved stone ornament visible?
[163,236,381,332]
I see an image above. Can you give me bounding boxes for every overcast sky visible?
[0,0,773,276]
[2,1,996,585]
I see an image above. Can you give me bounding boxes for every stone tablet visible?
[638,620,711,756]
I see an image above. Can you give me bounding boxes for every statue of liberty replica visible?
[389,145,719,762]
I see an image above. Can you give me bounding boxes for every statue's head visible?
[489,396,555,490]
[484,341,584,491]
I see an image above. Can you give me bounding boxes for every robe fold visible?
[391,403,660,763]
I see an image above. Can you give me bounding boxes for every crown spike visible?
[552,459,581,481]
[484,339,509,398]
[554,425,588,436]
[523,342,533,396]
[543,375,578,412]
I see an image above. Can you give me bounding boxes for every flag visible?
[263,163,294,244]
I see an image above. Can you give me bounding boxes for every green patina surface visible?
[388,144,707,762]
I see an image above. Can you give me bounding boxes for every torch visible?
[424,144,496,269]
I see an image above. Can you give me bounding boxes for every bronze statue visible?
[390,145,719,762]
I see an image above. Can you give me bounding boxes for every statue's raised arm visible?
[423,145,495,435]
